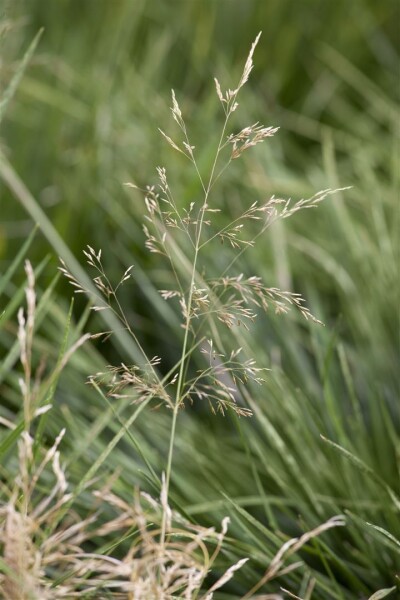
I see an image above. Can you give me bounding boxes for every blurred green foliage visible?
[0,0,399,597]
[1,0,397,265]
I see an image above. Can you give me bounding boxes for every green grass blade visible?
[369,588,397,600]
[0,28,43,125]
[321,436,400,510]
[0,226,37,298]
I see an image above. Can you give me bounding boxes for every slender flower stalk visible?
[161,96,245,547]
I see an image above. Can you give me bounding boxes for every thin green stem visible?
[160,403,179,544]
[159,103,236,547]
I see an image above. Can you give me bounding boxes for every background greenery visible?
[1,0,399,597]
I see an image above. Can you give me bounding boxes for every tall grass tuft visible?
[57,33,354,597]
[1,14,398,600]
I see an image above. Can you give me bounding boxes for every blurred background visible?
[1,0,399,597]
[2,0,398,403]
